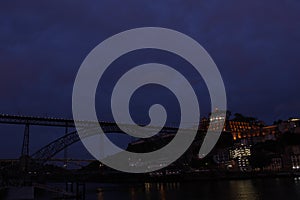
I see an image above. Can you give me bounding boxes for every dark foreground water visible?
[87,178,300,200]
[34,178,300,199]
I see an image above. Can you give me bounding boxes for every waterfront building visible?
[263,157,283,171]
[200,110,271,145]
[229,144,252,171]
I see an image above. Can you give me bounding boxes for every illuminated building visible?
[230,145,252,171]
[278,118,300,134]
[227,121,258,140]
[291,155,300,170]
[288,118,300,134]
[199,110,280,145]
[209,109,227,132]
[285,145,300,171]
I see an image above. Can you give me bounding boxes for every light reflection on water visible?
[93,178,300,200]
[228,180,260,200]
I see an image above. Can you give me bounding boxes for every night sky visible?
[1,0,300,158]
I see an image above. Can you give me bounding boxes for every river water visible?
[29,177,300,199]
[81,178,300,200]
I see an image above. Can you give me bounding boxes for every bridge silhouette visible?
[0,114,181,166]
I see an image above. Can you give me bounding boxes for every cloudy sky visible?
[0,0,300,158]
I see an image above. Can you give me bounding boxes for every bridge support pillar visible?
[20,124,30,171]
[22,124,30,156]
[64,125,68,168]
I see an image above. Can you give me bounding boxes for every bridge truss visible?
[0,114,180,164]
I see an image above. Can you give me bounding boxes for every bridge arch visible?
[31,126,179,163]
